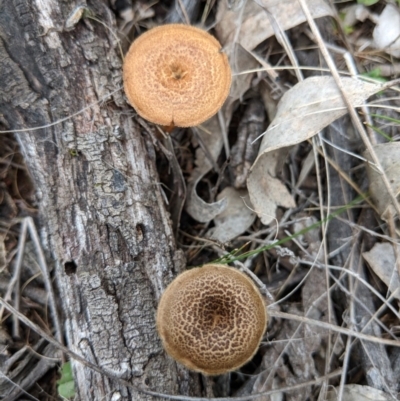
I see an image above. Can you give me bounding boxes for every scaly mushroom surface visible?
[123,24,231,127]
[156,264,267,375]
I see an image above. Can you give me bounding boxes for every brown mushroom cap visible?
[156,264,267,375]
[123,24,231,127]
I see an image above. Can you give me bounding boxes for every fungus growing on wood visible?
[123,24,231,128]
[156,264,267,375]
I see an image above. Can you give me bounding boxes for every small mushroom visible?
[156,264,267,375]
[123,24,231,128]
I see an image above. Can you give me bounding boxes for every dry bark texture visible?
[0,0,202,399]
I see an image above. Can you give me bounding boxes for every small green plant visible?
[367,114,400,142]
[365,124,393,141]
[370,113,400,125]
[361,68,387,83]
[338,11,354,35]
[343,25,355,35]
[57,362,75,400]
[357,0,379,5]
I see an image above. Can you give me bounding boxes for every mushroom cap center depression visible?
[156,264,267,375]
[123,24,231,127]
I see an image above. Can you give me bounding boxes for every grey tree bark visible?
[0,0,203,399]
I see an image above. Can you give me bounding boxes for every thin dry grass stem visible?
[344,52,377,145]
[365,104,400,113]
[370,78,400,91]
[200,0,214,25]
[261,334,321,346]
[233,65,353,76]
[298,0,400,220]
[241,244,259,271]
[284,230,312,257]
[179,231,223,249]
[335,216,398,244]
[349,246,360,331]
[217,109,230,159]
[4,345,27,368]
[242,46,279,81]
[184,226,220,263]
[177,0,190,25]
[0,87,123,134]
[265,239,317,307]
[368,96,400,104]
[320,136,369,164]
[298,118,335,398]
[86,15,124,61]
[313,137,333,400]
[337,335,353,401]
[0,219,28,335]
[274,260,303,300]
[26,345,61,362]
[387,208,400,279]
[328,237,354,260]
[234,260,274,302]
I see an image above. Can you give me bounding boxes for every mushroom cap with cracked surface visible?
[156,264,267,375]
[123,24,231,127]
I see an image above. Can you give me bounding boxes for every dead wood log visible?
[0,1,202,399]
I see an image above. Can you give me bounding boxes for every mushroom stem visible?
[163,123,175,133]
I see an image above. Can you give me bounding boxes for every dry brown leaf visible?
[256,76,380,155]
[363,242,400,300]
[0,235,6,271]
[341,4,370,28]
[247,149,295,225]
[206,187,256,242]
[373,4,400,58]
[216,0,333,51]
[364,142,400,222]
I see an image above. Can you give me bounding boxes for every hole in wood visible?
[64,261,77,275]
